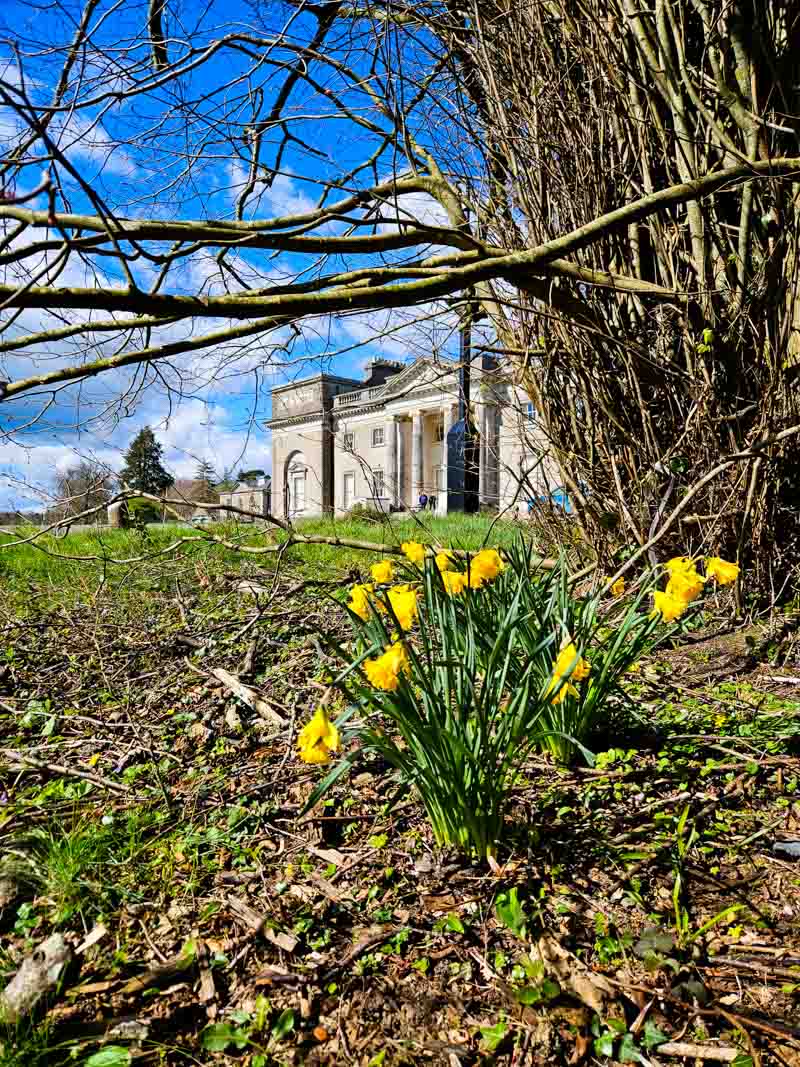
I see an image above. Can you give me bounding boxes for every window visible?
[343,431,354,451]
[372,469,384,497]
[343,472,355,509]
[291,473,306,513]
[434,418,445,443]
[372,426,384,447]
[526,402,536,422]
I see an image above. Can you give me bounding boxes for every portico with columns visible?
[266,355,558,519]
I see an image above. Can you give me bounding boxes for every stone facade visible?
[218,477,271,520]
[267,357,560,519]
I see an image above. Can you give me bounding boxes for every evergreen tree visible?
[119,426,173,494]
[215,466,238,492]
[237,468,265,485]
[195,459,218,501]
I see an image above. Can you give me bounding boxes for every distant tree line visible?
[37,427,248,524]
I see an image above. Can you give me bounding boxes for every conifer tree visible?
[119,427,174,495]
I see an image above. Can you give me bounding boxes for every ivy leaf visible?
[593,1031,616,1058]
[85,1049,133,1067]
[643,1021,669,1049]
[445,913,464,934]
[200,1023,249,1052]
[495,888,528,939]
[479,1019,508,1051]
[272,1008,295,1041]
[619,1032,647,1063]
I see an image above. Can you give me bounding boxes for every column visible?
[411,412,424,504]
[479,403,488,505]
[397,418,408,507]
[384,414,397,507]
[439,403,456,514]
[480,403,500,506]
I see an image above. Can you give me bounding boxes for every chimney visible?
[363,357,404,388]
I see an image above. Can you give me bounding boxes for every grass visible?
[0,524,798,1065]
[0,512,528,591]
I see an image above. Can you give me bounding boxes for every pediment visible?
[381,357,459,400]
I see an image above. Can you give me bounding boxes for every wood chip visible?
[656,1042,740,1062]
[211,668,286,729]
[226,895,298,953]
[0,933,72,1023]
[76,923,107,955]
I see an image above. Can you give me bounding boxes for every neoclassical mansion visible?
[267,356,559,519]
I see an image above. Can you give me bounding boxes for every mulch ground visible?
[1,566,800,1066]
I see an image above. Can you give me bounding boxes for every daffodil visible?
[666,568,704,605]
[546,642,591,704]
[470,548,504,584]
[704,556,739,585]
[347,583,374,621]
[435,551,454,572]
[401,541,426,565]
[297,707,340,764]
[386,585,419,631]
[650,589,688,622]
[364,641,409,691]
[611,577,625,597]
[371,559,394,584]
[442,571,468,596]
[665,556,699,577]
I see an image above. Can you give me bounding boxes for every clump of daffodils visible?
[300,535,726,861]
[650,554,739,623]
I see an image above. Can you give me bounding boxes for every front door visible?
[343,472,355,510]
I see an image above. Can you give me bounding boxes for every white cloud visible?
[0,395,270,509]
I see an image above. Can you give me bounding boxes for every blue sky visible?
[0,0,464,509]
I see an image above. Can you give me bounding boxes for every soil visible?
[1,570,800,1065]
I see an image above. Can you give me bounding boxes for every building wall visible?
[271,420,329,519]
[219,487,270,520]
[269,364,563,519]
[496,386,562,514]
[332,411,388,510]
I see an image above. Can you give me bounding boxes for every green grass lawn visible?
[0,512,529,592]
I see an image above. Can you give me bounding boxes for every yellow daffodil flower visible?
[666,569,704,605]
[364,641,409,691]
[401,541,426,565]
[665,556,699,577]
[611,577,625,597]
[546,641,591,704]
[386,585,419,631]
[435,551,454,572]
[370,559,394,584]
[297,707,340,764]
[469,548,505,586]
[704,556,739,585]
[442,571,468,596]
[650,589,688,622]
[347,583,374,621]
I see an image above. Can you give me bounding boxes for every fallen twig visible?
[655,1042,739,1062]
[211,668,287,729]
[1,749,131,795]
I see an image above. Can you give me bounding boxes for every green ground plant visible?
[304,536,678,859]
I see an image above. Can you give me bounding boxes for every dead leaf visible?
[534,935,620,1018]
